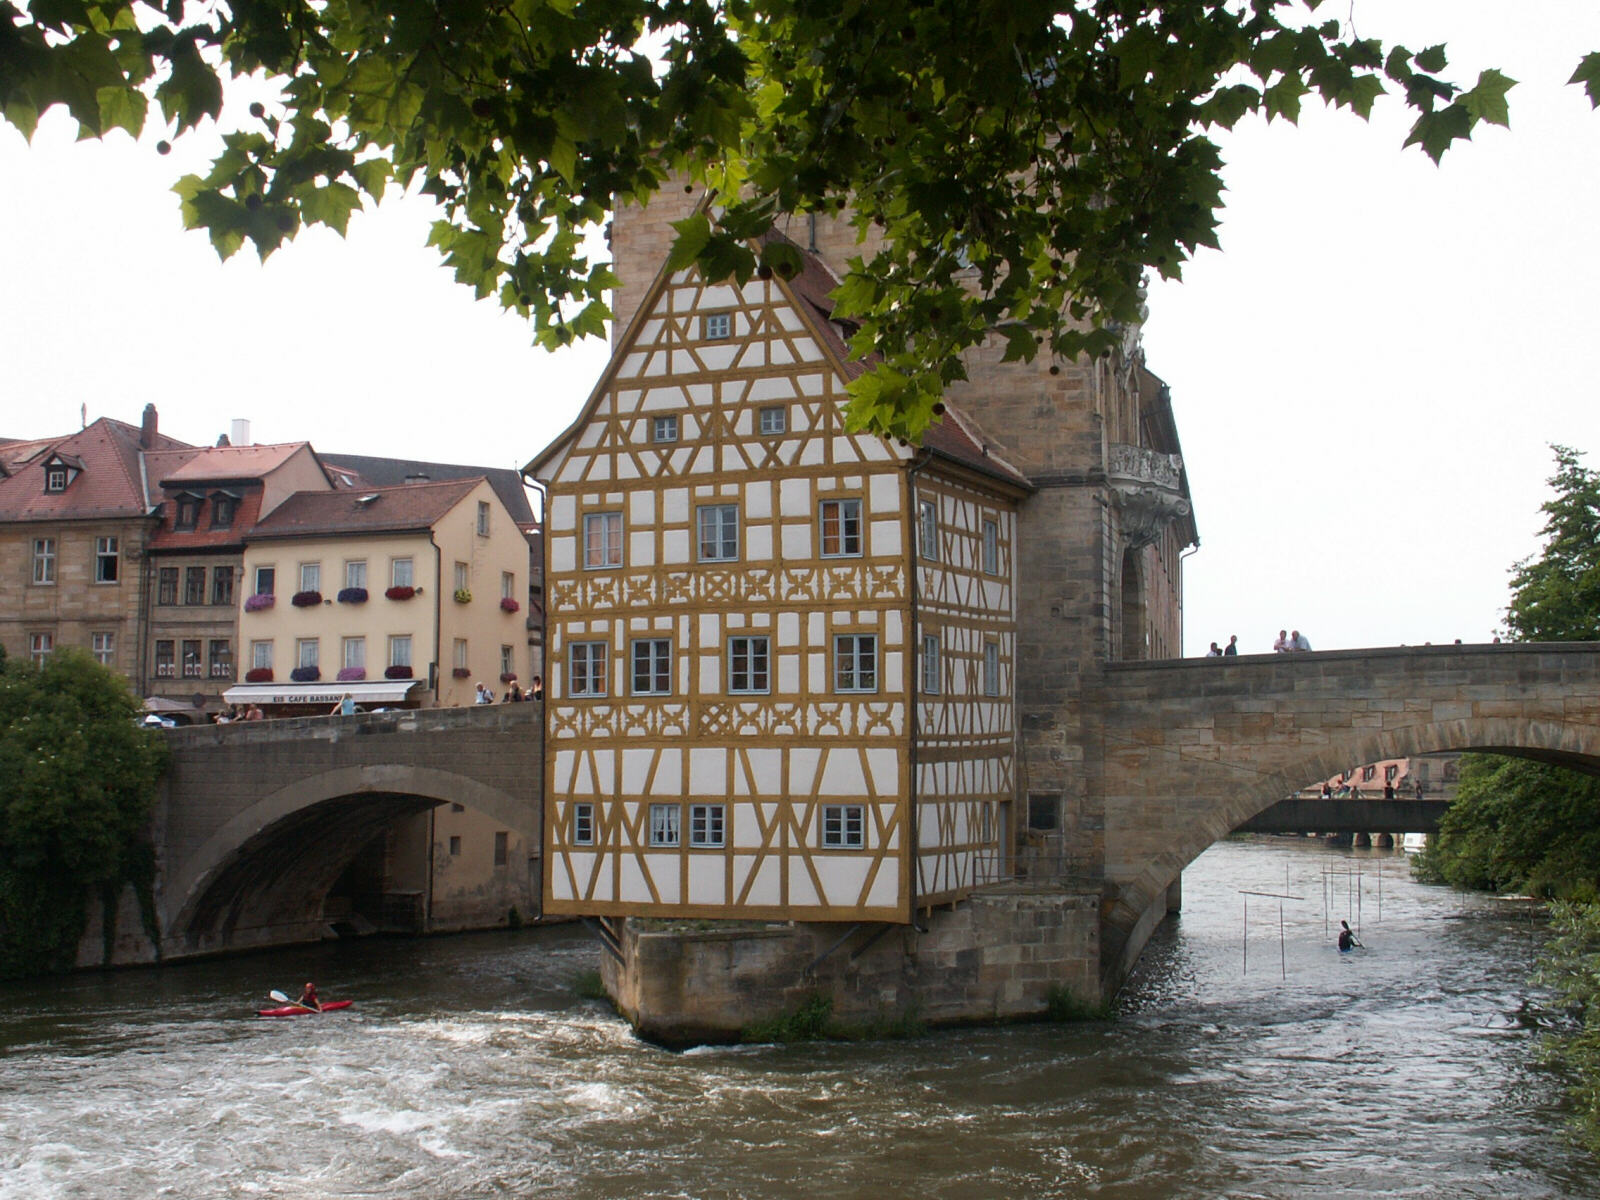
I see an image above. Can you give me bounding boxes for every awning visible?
[221,680,422,705]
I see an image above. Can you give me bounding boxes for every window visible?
[572,803,595,846]
[834,634,878,693]
[982,519,1000,575]
[652,415,679,443]
[184,566,206,606]
[254,565,275,595]
[501,571,515,600]
[477,501,491,536]
[391,557,414,588]
[31,538,55,585]
[454,561,470,594]
[921,635,941,694]
[918,498,938,560]
[1362,765,1376,781]
[92,632,114,665]
[389,635,412,668]
[155,640,175,678]
[45,466,67,492]
[344,560,367,590]
[174,496,200,529]
[453,638,469,671]
[182,639,203,678]
[343,637,366,671]
[158,567,178,605]
[819,498,862,557]
[296,638,319,670]
[210,494,236,528]
[696,504,739,562]
[690,804,725,848]
[631,639,671,695]
[727,636,770,694]
[1385,764,1398,782]
[583,512,622,569]
[449,836,461,856]
[208,640,232,678]
[821,804,865,849]
[649,804,680,847]
[299,562,320,594]
[983,641,1000,697]
[494,831,509,866]
[29,632,53,665]
[702,312,731,340]
[94,536,119,583]
[759,406,786,436]
[570,641,608,697]
[211,566,234,607]
[500,644,515,677]
[251,640,273,670]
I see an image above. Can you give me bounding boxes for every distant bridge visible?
[1237,795,1449,835]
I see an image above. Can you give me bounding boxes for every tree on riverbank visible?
[1504,446,1600,643]
[0,649,167,980]
[1535,902,1600,1154]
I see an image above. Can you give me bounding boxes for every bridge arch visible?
[164,764,531,954]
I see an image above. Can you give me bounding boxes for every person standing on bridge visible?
[1273,630,1290,653]
[1224,635,1238,656]
[1291,630,1311,652]
[1384,780,1396,801]
[1206,642,1223,656]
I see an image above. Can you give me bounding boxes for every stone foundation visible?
[601,885,1101,1047]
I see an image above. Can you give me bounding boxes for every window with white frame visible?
[631,639,671,695]
[296,638,319,670]
[254,565,275,595]
[208,640,231,678]
[477,501,491,536]
[570,641,608,697]
[453,638,469,670]
[649,804,680,847]
[921,634,941,694]
[389,635,412,668]
[982,518,1000,575]
[391,557,414,588]
[983,640,1000,696]
[652,415,679,443]
[212,566,234,606]
[343,637,366,671]
[690,803,725,848]
[727,636,769,694]
[31,538,55,584]
[45,466,67,492]
[454,561,470,593]
[819,498,862,557]
[501,570,515,600]
[299,562,321,594]
[94,536,119,583]
[583,512,623,569]
[918,498,938,560]
[500,644,515,677]
[759,406,786,436]
[821,804,865,849]
[29,632,53,665]
[702,312,732,340]
[696,504,739,562]
[572,803,595,846]
[834,634,878,693]
[154,640,175,677]
[91,632,114,665]
[251,640,273,670]
[182,639,202,678]
[344,560,367,590]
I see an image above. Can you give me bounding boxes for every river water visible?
[1,838,1594,1199]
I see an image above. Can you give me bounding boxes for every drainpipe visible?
[905,447,935,933]
[521,469,550,921]
[429,531,443,705]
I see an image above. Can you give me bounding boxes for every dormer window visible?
[45,466,67,492]
[174,494,201,530]
[210,492,238,529]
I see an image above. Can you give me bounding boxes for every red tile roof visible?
[157,442,312,485]
[146,488,267,551]
[0,418,192,522]
[246,477,483,540]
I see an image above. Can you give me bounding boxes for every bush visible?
[1534,901,1600,1154]
[453,587,473,604]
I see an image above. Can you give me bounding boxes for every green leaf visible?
[96,85,146,138]
[665,212,712,273]
[1414,44,1448,74]
[1461,68,1516,128]
[1403,103,1472,164]
[1569,53,1600,108]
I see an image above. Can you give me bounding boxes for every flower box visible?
[336,587,368,604]
[453,588,473,604]
[384,665,414,680]
[500,672,518,684]
[290,665,321,682]
[336,666,367,682]
[500,597,520,613]
[244,667,273,683]
[244,593,275,613]
[385,585,416,601]
[451,667,471,679]
[291,590,323,607]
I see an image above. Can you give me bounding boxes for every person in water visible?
[1337,921,1361,952]
[297,982,321,1011]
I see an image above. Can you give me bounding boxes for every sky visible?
[1,1,1595,656]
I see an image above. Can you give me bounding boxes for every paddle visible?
[269,989,291,1004]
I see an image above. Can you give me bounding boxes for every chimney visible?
[140,403,158,449]
[230,419,251,446]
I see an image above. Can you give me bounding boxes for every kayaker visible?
[1337,921,1362,952]
[298,981,322,1011]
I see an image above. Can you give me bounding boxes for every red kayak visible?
[257,1000,354,1017]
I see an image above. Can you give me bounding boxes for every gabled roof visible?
[320,453,536,526]
[0,417,192,522]
[156,442,314,486]
[245,476,484,540]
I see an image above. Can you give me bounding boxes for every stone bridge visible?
[152,704,541,960]
[1089,643,1600,987]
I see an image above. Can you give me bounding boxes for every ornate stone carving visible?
[1107,443,1189,550]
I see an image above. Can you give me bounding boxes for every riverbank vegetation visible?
[0,649,167,980]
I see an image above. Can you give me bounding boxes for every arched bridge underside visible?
[157,705,542,958]
[1092,643,1600,987]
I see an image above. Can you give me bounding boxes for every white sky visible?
[1,0,1595,656]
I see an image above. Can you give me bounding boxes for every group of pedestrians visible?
[475,676,543,705]
[1204,635,1239,657]
[1273,629,1312,653]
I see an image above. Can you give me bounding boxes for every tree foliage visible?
[1505,445,1600,643]
[1412,754,1600,901]
[1534,901,1600,1155]
[0,648,167,979]
[3,0,1588,437]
